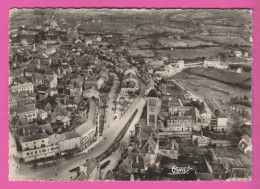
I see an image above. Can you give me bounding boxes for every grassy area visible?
[196,35,251,47]
[184,67,251,89]
[173,71,251,103]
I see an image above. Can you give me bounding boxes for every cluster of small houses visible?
[73,72,252,181]
[141,54,251,81]
[8,17,147,164]
[8,17,252,180]
[9,71,101,163]
[8,16,157,165]
[74,84,252,181]
[9,62,144,165]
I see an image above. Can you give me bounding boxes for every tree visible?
[34,34,40,43]
[112,100,117,109]
[218,52,227,61]
[119,107,124,115]
[39,30,46,40]
[119,142,128,157]
[112,107,116,114]
[243,95,249,101]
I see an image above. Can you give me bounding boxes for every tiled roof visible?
[38,123,53,134]
[147,89,158,98]
[10,69,23,77]
[82,158,99,175]
[168,115,192,121]
[20,133,49,143]
[11,104,36,114]
[132,155,145,169]
[48,133,66,144]
[242,135,251,144]
[217,112,228,118]
[65,131,80,140]
[230,168,249,178]
[184,107,201,118]
[139,125,153,139]
[76,100,97,136]
[11,82,33,90]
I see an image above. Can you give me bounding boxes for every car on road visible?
[36,162,45,167]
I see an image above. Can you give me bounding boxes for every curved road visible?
[14,73,146,181]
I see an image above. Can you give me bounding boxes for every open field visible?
[195,35,251,47]
[173,71,252,103]
[184,67,251,89]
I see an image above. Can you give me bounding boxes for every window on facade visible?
[42,149,46,153]
[35,151,37,154]
[149,115,155,123]
[42,140,44,143]
[149,99,156,106]
[26,152,30,156]
[41,144,45,148]
[31,152,33,155]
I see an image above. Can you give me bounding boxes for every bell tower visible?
[146,89,161,129]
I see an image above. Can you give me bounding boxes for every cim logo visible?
[171,165,192,175]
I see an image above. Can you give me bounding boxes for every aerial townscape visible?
[8,9,252,181]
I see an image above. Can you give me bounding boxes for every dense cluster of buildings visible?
[101,74,251,181]
[9,11,251,181]
[8,16,135,164]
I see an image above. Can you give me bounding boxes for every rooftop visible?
[20,133,49,143]
[11,104,36,114]
[147,89,158,98]
[11,82,34,90]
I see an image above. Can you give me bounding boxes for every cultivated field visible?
[173,71,252,103]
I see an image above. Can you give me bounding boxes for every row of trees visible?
[230,95,251,107]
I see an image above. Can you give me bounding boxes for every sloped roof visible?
[75,172,88,181]
[147,89,158,98]
[139,125,154,139]
[230,168,249,178]
[217,112,228,118]
[20,133,49,143]
[11,104,36,114]
[10,69,23,77]
[82,158,99,175]
[11,82,33,90]
[242,135,251,144]
[65,131,80,140]
[76,100,97,136]
[49,133,66,144]
[44,103,52,111]
[184,107,201,118]
[104,170,116,181]
[132,155,145,169]
[38,123,53,134]
[21,122,38,132]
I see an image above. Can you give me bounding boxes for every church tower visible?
[146,89,161,129]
